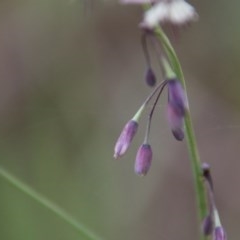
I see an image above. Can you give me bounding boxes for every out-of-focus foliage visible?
[0,0,239,240]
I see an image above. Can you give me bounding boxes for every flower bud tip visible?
[134,143,152,176]
[145,68,156,87]
[166,79,187,141]
[213,226,227,240]
[202,214,214,236]
[114,120,138,159]
[172,128,184,141]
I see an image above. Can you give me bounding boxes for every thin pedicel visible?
[141,32,157,87]
[135,80,168,175]
[144,79,168,143]
[114,79,168,159]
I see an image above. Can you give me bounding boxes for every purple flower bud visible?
[202,162,214,191]
[145,68,156,87]
[202,162,211,172]
[167,79,188,116]
[114,120,138,159]
[135,143,152,176]
[166,103,184,141]
[166,79,187,141]
[213,227,227,240]
[202,214,214,236]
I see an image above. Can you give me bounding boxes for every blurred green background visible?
[0,0,239,239]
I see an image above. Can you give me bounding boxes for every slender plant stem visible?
[144,81,168,144]
[0,166,103,240]
[153,27,208,239]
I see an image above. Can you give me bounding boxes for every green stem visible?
[0,166,103,240]
[154,27,208,239]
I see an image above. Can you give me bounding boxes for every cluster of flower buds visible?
[119,0,198,29]
[201,163,227,240]
[114,37,188,175]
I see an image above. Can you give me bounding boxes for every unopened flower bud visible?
[135,143,152,176]
[213,227,227,240]
[202,214,214,236]
[202,162,211,174]
[114,120,138,159]
[168,79,188,115]
[166,102,184,141]
[202,162,214,191]
[166,79,187,141]
[145,68,156,87]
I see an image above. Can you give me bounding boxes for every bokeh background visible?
[0,0,239,239]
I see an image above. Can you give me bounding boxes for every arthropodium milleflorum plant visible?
[0,2,226,240]
[114,0,227,240]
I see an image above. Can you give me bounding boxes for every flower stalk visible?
[153,25,208,239]
[141,1,208,237]
[117,1,209,239]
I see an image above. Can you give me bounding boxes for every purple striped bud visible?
[135,143,152,176]
[168,79,188,116]
[213,227,227,240]
[167,103,184,141]
[114,120,138,159]
[202,214,214,236]
[166,79,187,141]
[145,68,156,87]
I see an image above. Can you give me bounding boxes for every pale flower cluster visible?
[120,0,198,28]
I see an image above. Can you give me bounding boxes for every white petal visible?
[143,2,169,28]
[169,0,198,24]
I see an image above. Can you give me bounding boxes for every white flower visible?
[143,0,198,28]
[120,0,198,29]
[143,1,169,27]
[169,0,198,24]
